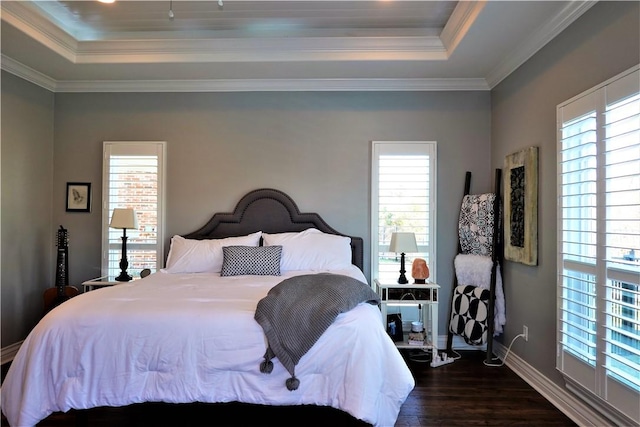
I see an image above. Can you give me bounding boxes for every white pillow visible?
[163,231,262,273]
[262,228,352,271]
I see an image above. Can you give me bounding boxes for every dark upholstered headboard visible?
[182,188,364,272]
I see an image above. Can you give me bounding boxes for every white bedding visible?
[1,267,415,427]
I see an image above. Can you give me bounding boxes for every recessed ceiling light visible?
[97,0,116,4]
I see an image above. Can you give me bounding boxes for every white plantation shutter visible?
[371,141,437,283]
[558,101,598,373]
[102,141,166,278]
[557,66,639,425]
[603,74,640,399]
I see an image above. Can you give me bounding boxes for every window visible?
[557,66,639,425]
[102,141,166,278]
[371,141,437,283]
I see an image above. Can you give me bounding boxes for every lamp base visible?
[397,252,409,284]
[115,272,132,282]
[116,233,131,282]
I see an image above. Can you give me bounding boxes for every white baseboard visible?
[491,341,615,427]
[435,335,620,427]
[1,340,23,366]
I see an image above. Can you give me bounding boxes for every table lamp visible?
[110,208,139,281]
[389,232,418,284]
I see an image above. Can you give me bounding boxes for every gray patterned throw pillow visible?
[221,245,283,276]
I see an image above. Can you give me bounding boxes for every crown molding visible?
[2,53,489,93]
[440,0,486,55]
[55,77,490,93]
[1,54,57,91]
[75,36,448,64]
[485,0,597,88]
[1,54,490,92]
[1,1,77,62]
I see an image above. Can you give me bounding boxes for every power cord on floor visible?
[409,334,524,366]
[448,348,462,360]
[408,347,463,363]
[483,333,526,367]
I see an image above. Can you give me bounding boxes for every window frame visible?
[371,141,437,284]
[556,65,640,425]
[101,141,167,278]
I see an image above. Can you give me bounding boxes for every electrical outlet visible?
[523,325,529,341]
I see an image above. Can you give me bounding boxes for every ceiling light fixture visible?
[168,0,174,20]
[97,0,116,3]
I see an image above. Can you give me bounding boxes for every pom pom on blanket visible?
[454,254,506,335]
[259,358,274,374]
[260,346,299,391]
[286,377,300,391]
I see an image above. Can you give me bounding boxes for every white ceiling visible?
[0,0,596,92]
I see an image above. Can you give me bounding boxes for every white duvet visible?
[1,267,414,427]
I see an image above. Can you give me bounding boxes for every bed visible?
[1,188,415,427]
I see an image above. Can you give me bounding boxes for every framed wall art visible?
[503,147,538,266]
[66,182,92,213]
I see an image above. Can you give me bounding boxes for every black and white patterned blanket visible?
[458,193,497,257]
[254,273,380,390]
[449,284,490,345]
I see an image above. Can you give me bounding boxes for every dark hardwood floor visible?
[1,351,577,427]
[395,350,576,426]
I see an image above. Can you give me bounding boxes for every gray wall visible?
[1,71,55,345]
[34,90,490,344]
[491,0,639,386]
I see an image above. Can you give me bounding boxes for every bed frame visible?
[182,188,364,272]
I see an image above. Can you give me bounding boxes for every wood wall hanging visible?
[503,146,538,266]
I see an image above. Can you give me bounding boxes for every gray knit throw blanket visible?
[254,273,380,391]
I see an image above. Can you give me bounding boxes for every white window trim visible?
[102,141,167,276]
[556,65,640,426]
[371,141,437,283]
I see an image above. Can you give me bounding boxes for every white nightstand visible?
[82,276,136,292]
[374,279,448,367]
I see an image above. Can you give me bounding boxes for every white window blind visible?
[102,141,166,278]
[557,66,639,425]
[371,141,437,283]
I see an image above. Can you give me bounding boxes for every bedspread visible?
[1,267,414,427]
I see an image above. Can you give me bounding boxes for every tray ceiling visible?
[0,0,596,92]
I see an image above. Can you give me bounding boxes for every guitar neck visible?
[55,248,67,294]
[57,228,68,250]
[56,226,69,291]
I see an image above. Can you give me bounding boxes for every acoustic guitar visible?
[43,226,79,314]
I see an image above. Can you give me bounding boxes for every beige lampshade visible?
[389,232,418,254]
[110,208,139,230]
